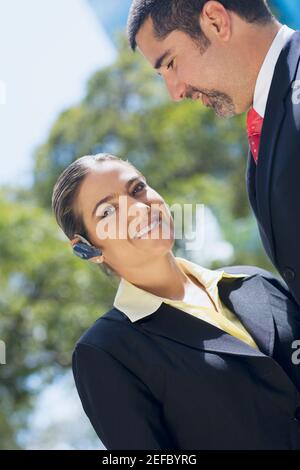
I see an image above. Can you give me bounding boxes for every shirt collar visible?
[113,257,248,323]
[253,24,295,118]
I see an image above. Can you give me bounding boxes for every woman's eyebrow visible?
[91,176,143,219]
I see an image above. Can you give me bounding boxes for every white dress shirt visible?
[253,24,295,118]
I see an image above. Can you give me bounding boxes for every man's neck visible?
[252,23,295,117]
[254,21,282,71]
[244,21,282,113]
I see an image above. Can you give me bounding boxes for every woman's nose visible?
[128,201,150,220]
[128,200,151,217]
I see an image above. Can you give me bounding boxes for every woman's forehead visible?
[77,161,143,216]
[84,161,142,187]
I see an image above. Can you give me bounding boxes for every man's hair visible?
[127,0,275,50]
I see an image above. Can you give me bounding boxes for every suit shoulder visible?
[220,265,294,299]
[74,307,131,353]
[252,269,297,304]
[220,265,280,280]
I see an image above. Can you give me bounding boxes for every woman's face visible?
[75,160,175,275]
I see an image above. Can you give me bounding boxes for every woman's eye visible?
[101,205,116,218]
[132,182,146,195]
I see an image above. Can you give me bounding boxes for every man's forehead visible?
[135,15,156,44]
[135,17,170,67]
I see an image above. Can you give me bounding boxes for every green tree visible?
[0,188,116,448]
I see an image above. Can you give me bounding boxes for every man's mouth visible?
[201,94,211,107]
[191,92,201,101]
[191,92,210,107]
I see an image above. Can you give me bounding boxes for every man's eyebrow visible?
[91,176,143,218]
[154,49,172,70]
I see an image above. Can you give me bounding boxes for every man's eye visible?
[167,59,174,70]
[132,182,146,195]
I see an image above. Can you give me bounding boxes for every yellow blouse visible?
[113,257,258,350]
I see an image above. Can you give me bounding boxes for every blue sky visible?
[0,0,116,187]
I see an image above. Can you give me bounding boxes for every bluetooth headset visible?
[71,234,102,261]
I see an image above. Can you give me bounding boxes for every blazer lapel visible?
[218,275,275,356]
[254,31,300,261]
[246,150,258,216]
[129,275,275,359]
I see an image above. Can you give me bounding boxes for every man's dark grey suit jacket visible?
[247,30,300,305]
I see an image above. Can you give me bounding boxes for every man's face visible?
[135,16,239,118]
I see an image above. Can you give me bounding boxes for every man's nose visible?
[165,78,186,102]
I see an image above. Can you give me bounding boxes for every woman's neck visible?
[121,252,193,300]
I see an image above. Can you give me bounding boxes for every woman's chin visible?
[139,237,175,257]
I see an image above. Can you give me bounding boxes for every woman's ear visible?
[89,254,105,265]
[70,234,103,262]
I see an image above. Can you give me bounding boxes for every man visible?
[126,0,300,305]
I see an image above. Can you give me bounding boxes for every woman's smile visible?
[131,212,162,240]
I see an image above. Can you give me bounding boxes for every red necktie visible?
[247,108,264,164]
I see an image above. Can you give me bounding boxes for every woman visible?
[51,153,300,450]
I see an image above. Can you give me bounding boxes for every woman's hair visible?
[51,153,139,277]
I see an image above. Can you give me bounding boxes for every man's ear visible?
[199,0,232,42]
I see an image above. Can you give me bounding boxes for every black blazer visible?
[247,30,300,305]
[72,266,300,450]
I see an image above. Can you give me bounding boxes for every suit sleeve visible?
[218,265,283,280]
[220,265,296,300]
[72,342,177,450]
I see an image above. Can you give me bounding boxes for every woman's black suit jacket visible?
[72,266,300,450]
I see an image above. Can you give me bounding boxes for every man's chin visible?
[210,102,236,118]
[214,108,237,119]
[204,93,236,118]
